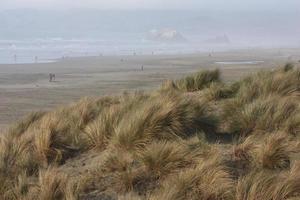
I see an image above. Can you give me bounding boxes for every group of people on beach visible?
[49,73,56,82]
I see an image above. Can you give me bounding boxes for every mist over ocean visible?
[0,9,299,64]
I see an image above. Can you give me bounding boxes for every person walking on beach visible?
[49,73,56,82]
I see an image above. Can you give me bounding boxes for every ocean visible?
[0,9,299,64]
[0,38,206,64]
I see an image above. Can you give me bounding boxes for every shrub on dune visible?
[160,80,178,91]
[0,136,28,174]
[112,93,217,151]
[84,107,119,150]
[0,172,30,200]
[84,92,150,151]
[151,155,234,200]
[0,131,38,179]
[65,96,119,131]
[201,82,234,101]
[31,96,120,165]
[103,140,211,195]
[236,162,300,200]
[236,170,278,200]
[114,167,138,193]
[230,136,256,177]
[283,113,300,136]
[282,63,295,72]
[102,149,141,193]
[271,162,300,200]
[254,133,297,170]
[103,149,134,173]
[164,69,220,92]
[8,111,46,137]
[1,167,76,200]
[224,95,300,136]
[232,69,300,104]
[26,167,74,200]
[33,113,82,166]
[137,141,194,178]
[192,69,220,90]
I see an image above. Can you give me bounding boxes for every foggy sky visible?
[1,0,300,11]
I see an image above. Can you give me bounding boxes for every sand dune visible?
[0,48,299,128]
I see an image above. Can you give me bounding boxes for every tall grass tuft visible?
[84,106,119,150]
[151,154,234,200]
[230,69,300,104]
[283,63,294,72]
[236,162,300,200]
[164,69,220,92]
[254,133,297,170]
[28,168,71,200]
[112,92,218,151]
[8,111,45,137]
[223,95,300,136]
[137,141,194,178]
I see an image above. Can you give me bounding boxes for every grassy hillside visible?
[0,65,300,200]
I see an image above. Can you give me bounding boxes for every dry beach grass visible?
[1,63,300,199]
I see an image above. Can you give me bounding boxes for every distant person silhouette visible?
[49,73,56,82]
[13,54,17,63]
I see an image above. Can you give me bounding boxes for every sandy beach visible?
[1,48,300,129]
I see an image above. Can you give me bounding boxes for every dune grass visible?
[1,66,300,199]
[162,69,220,92]
[223,95,300,136]
[150,154,234,200]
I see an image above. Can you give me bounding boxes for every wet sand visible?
[1,48,300,128]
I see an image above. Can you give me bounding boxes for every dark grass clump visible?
[283,63,294,72]
[163,69,220,92]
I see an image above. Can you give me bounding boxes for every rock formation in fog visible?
[146,29,187,43]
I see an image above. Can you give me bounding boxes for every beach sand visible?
[1,48,300,129]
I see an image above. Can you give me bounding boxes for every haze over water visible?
[0,2,299,64]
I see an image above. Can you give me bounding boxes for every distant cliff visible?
[146,29,187,43]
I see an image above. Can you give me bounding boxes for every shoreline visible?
[1,46,299,66]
